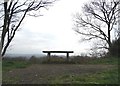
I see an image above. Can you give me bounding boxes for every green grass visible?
[2,60,31,72]
[51,67,118,84]
[86,57,118,65]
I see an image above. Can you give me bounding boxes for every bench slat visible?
[43,51,73,53]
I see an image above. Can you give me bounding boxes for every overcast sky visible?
[6,0,91,56]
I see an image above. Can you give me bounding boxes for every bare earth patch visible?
[3,64,116,84]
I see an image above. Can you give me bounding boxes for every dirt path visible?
[3,64,116,84]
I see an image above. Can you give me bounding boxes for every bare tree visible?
[0,0,55,58]
[73,0,120,54]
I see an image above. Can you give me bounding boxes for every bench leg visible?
[66,53,69,61]
[47,52,51,62]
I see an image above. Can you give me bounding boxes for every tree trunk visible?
[0,42,2,60]
[108,29,111,48]
[108,24,112,55]
[0,2,8,58]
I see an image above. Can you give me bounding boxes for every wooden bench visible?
[43,51,74,61]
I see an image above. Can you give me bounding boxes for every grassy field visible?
[51,66,118,84]
[2,60,30,72]
[2,56,119,84]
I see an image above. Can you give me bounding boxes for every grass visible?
[2,56,118,72]
[85,57,118,65]
[2,60,31,72]
[3,76,20,84]
[3,64,118,84]
[50,67,118,84]
[2,56,119,84]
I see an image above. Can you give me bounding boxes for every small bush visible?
[29,56,37,63]
[70,56,94,64]
[29,56,47,64]
[109,37,120,57]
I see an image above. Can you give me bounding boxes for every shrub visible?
[71,56,94,64]
[109,37,120,57]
